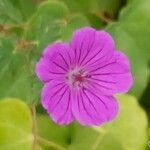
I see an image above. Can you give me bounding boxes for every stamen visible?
[66,67,89,88]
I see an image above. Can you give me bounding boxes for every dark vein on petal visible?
[73,44,77,64]
[80,92,94,121]
[85,88,108,109]
[45,80,53,83]
[91,72,126,76]
[50,86,68,113]
[57,90,71,123]
[82,89,99,115]
[50,82,65,89]
[90,77,116,84]
[58,53,69,69]
[89,61,116,73]
[84,53,110,67]
[82,38,108,67]
[77,36,85,64]
[50,84,66,100]
[66,50,72,65]
[88,79,112,90]
[45,64,65,75]
[82,46,104,67]
[79,34,96,65]
[49,71,65,75]
[77,92,81,116]
[52,61,67,72]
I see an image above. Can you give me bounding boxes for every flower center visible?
[74,74,84,83]
[66,67,89,88]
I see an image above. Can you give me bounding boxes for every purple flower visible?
[35,27,133,126]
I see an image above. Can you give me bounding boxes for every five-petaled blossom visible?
[35,27,133,126]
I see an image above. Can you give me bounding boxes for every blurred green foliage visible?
[107,0,150,98]
[0,95,148,150]
[0,98,33,150]
[0,0,150,150]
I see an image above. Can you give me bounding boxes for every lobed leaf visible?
[67,95,148,150]
[0,0,36,24]
[106,0,150,98]
[0,98,33,150]
[28,95,148,150]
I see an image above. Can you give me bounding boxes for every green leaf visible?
[0,36,24,99]
[148,128,150,149]
[62,0,120,19]
[96,0,121,18]
[0,35,41,104]
[0,98,33,150]
[0,0,89,104]
[9,0,36,21]
[61,14,90,41]
[0,96,147,150]
[0,0,36,24]
[86,13,105,29]
[68,94,148,150]
[23,0,90,55]
[37,115,70,150]
[62,0,122,29]
[0,0,23,24]
[24,0,90,52]
[0,98,68,150]
[106,0,150,98]
[99,95,148,150]
[24,0,69,51]
[0,0,36,37]
[126,0,134,3]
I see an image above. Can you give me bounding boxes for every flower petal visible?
[35,43,72,82]
[41,81,74,125]
[72,88,118,126]
[87,51,133,95]
[70,27,115,66]
[35,57,53,82]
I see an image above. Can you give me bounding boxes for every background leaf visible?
[37,115,71,150]
[62,0,121,18]
[61,14,90,41]
[106,0,150,98]
[0,0,36,24]
[24,0,90,51]
[33,95,148,150]
[0,35,41,104]
[67,95,148,150]
[0,98,33,150]
[62,0,124,29]
[24,0,70,52]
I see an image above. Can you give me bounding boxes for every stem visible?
[31,105,66,150]
[37,136,66,150]
[31,105,37,150]
[92,128,107,150]
[97,12,113,24]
